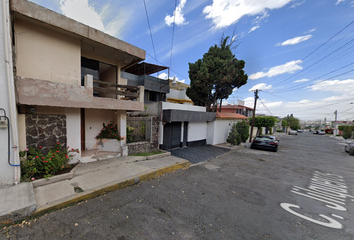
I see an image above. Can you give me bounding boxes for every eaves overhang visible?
[163,109,216,122]
[10,0,145,67]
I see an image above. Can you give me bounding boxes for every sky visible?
[28,0,354,121]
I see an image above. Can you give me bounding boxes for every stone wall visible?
[26,114,67,154]
[127,116,159,155]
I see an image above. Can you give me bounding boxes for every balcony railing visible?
[122,72,169,93]
[92,80,140,100]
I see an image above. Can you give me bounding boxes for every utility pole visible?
[249,89,259,142]
[334,110,338,136]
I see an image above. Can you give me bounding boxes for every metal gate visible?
[163,122,181,150]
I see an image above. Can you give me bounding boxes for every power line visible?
[169,0,177,74]
[258,98,273,116]
[143,0,157,64]
[267,20,354,85]
[271,38,354,88]
[146,52,189,80]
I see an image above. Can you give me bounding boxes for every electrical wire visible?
[143,0,157,65]
[267,20,354,85]
[258,98,273,116]
[169,0,177,73]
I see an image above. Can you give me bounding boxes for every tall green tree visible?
[251,116,277,136]
[283,115,300,130]
[186,36,248,112]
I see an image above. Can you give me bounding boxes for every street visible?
[2,132,354,239]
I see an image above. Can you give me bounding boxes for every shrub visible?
[277,130,283,133]
[235,120,250,143]
[20,143,78,181]
[96,121,124,140]
[227,123,242,146]
[342,126,352,139]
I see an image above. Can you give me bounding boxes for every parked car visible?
[297,129,303,133]
[345,142,354,156]
[250,135,278,152]
[313,130,319,134]
[288,130,297,135]
[318,131,325,135]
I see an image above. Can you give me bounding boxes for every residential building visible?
[1,0,147,185]
[216,103,254,118]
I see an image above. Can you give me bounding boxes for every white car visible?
[288,130,297,135]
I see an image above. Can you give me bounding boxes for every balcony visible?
[15,75,144,111]
[122,72,170,94]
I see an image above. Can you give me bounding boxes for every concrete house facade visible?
[0,0,146,186]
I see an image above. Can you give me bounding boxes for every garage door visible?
[162,122,181,150]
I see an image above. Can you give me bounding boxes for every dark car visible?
[345,142,354,156]
[250,135,279,152]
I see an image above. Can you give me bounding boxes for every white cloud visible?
[294,78,309,83]
[307,79,354,93]
[275,35,312,46]
[158,73,185,83]
[249,83,273,91]
[336,0,345,5]
[249,60,303,80]
[158,73,168,79]
[60,0,105,31]
[59,0,129,38]
[306,28,316,33]
[248,26,260,33]
[289,1,305,8]
[203,0,293,30]
[165,0,189,26]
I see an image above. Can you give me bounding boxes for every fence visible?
[126,116,152,143]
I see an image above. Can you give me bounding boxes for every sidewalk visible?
[0,154,190,225]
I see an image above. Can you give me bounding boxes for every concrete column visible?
[138,85,145,103]
[116,110,127,156]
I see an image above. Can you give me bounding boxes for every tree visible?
[251,116,277,136]
[227,123,241,146]
[186,36,248,112]
[283,115,300,130]
[235,120,250,143]
[342,126,352,139]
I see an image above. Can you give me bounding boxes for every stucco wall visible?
[14,19,81,85]
[0,1,14,186]
[163,102,206,112]
[188,122,207,142]
[100,66,117,99]
[85,109,115,150]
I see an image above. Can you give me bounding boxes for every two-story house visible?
[1,0,149,185]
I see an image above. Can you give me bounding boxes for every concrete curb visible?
[146,150,171,160]
[29,160,190,220]
[31,163,81,188]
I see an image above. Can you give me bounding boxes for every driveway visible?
[169,145,230,164]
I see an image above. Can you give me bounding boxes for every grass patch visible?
[132,151,164,157]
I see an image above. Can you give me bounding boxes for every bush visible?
[342,126,352,139]
[20,143,78,181]
[227,121,249,146]
[227,123,242,146]
[96,121,124,140]
[277,130,283,133]
[235,120,249,143]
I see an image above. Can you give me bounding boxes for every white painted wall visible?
[207,119,244,145]
[188,122,207,142]
[85,109,115,150]
[66,109,81,151]
[0,1,14,186]
[167,89,191,100]
[163,102,206,112]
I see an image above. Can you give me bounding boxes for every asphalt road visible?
[2,132,354,239]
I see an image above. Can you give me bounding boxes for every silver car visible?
[345,142,354,156]
[288,130,297,135]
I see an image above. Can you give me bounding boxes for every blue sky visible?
[29,0,354,121]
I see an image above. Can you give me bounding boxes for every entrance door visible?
[182,122,188,147]
[80,108,85,152]
[163,122,181,150]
